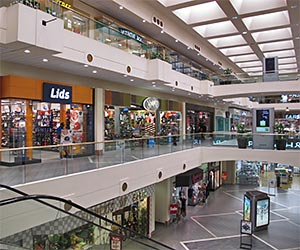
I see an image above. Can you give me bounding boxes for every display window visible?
[104,105,181,140]
[1,99,92,150]
[186,110,211,134]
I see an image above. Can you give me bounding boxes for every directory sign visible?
[256,109,270,132]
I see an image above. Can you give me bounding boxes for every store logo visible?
[43,83,72,104]
[143,97,160,111]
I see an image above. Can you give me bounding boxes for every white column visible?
[155,179,172,224]
[182,102,186,139]
[94,88,104,153]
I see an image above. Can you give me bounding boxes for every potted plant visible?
[223,68,233,85]
[237,123,248,149]
[275,123,286,150]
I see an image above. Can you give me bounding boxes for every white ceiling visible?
[156,0,299,77]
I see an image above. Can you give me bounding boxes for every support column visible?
[155,178,172,224]
[26,100,33,160]
[182,102,186,139]
[221,161,236,184]
[95,88,105,154]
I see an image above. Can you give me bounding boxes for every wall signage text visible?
[119,28,144,43]
[43,83,72,104]
[143,97,160,111]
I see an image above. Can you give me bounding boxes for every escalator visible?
[0,184,175,250]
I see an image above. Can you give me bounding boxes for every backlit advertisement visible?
[256,109,270,132]
[256,199,269,227]
[243,195,251,221]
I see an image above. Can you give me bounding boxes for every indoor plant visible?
[275,123,286,150]
[237,123,248,149]
[223,68,233,85]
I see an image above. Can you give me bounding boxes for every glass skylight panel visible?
[243,67,262,72]
[278,57,296,64]
[173,1,226,24]
[220,46,253,56]
[278,64,298,70]
[248,72,263,76]
[242,11,290,31]
[264,49,295,58]
[229,54,258,62]
[236,61,262,68]
[230,0,287,15]
[208,35,246,48]
[258,40,294,52]
[252,28,292,43]
[279,69,298,74]
[193,21,237,38]
[157,0,193,7]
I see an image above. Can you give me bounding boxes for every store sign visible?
[143,97,160,111]
[169,203,178,215]
[43,83,72,104]
[285,114,300,119]
[119,28,144,43]
[110,234,122,250]
[53,0,71,8]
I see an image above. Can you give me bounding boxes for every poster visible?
[241,220,252,235]
[110,234,122,250]
[70,110,83,143]
[243,195,251,221]
[256,109,270,132]
[256,199,269,227]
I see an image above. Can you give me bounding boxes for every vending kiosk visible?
[243,191,270,232]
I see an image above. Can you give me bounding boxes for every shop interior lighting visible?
[24,49,31,54]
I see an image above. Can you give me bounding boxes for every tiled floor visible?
[152,184,300,250]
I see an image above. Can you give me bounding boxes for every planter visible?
[276,139,286,150]
[237,137,248,149]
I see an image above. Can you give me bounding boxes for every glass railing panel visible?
[0,195,174,250]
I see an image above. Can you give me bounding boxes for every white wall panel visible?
[0,7,7,43]
[35,10,64,52]
[17,4,36,45]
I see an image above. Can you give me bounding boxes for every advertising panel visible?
[256,109,270,132]
[243,195,251,221]
[256,199,270,227]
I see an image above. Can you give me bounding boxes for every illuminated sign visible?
[43,83,72,104]
[285,114,300,119]
[119,28,144,43]
[256,109,270,132]
[53,0,71,8]
[143,97,160,111]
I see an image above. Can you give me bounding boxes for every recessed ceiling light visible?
[118,43,122,47]
[175,39,178,42]
[295,37,300,40]
[124,74,128,77]
[119,6,123,9]
[188,93,191,96]
[106,38,111,42]
[172,88,175,91]
[42,58,48,62]
[142,19,146,23]
[130,79,134,82]
[187,47,191,50]
[161,30,164,33]
[197,53,200,56]
[152,81,156,84]
[24,49,31,54]
[84,64,88,67]
[291,5,297,8]
[206,59,209,61]
[232,16,238,20]
[92,70,97,74]
[152,84,156,87]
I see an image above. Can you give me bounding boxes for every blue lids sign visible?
[43,83,72,104]
[143,97,160,111]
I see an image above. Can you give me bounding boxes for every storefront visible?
[175,167,204,206]
[0,76,94,164]
[275,112,300,133]
[229,108,252,131]
[104,90,182,140]
[208,161,222,191]
[186,103,214,134]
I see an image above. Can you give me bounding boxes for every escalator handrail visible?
[0,184,175,250]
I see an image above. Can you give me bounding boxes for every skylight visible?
[193,21,237,38]
[208,35,246,48]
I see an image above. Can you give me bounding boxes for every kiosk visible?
[243,191,270,232]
